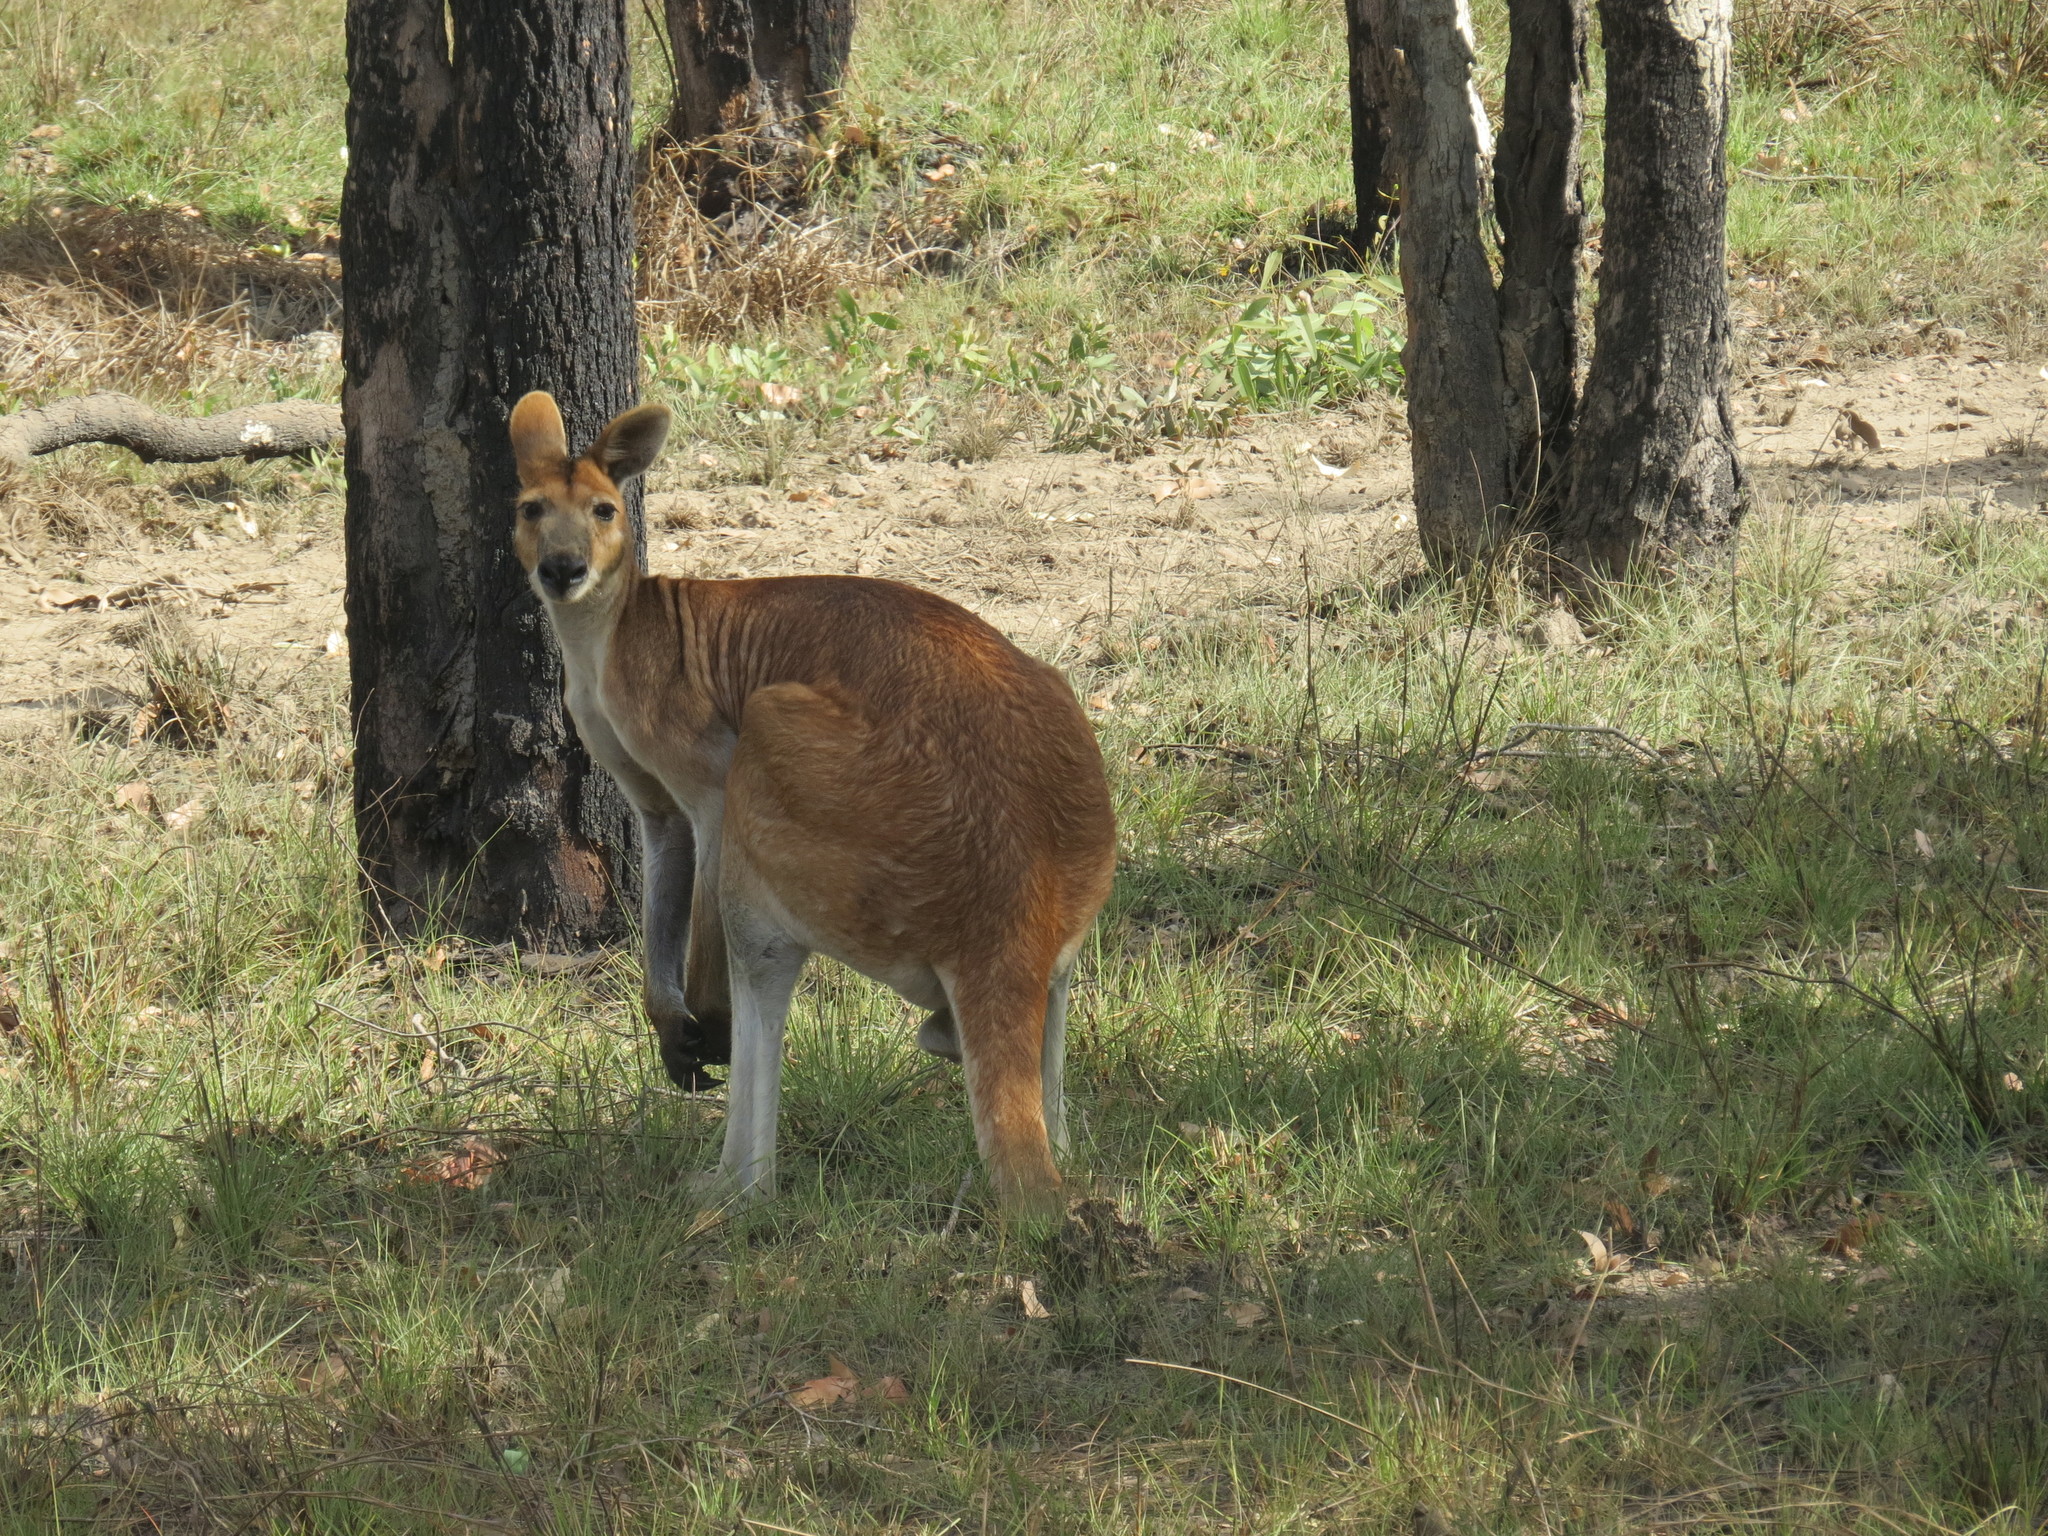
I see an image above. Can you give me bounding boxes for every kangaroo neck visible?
[541,569,634,698]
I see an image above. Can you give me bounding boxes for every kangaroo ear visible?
[509,392,571,487]
[586,402,672,485]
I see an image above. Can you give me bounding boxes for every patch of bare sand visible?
[0,414,1413,736]
[4,348,2046,738]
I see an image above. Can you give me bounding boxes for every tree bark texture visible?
[1494,0,1585,524]
[1563,0,1741,573]
[1344,0,1399,260]
[661,0,855,215]
[344,0,646,949]
[1370,0,1513,568]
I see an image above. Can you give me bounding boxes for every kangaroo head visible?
[509,391,672,605]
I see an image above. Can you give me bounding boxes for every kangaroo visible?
[508,392,1116,1218]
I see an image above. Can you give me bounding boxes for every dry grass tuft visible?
[0,458,167,554]
[132,607,239,748]
[1733,0,1900,80]
[0,208,342,404]
[634,146,955,340]
[1967,0,2048,86]
[1,205,338,338]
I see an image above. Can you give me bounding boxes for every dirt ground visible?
[3,348,2046,736]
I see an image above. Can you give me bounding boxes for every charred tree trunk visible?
[1562,0,1742,572]
[1495,0,1586,524]
[1372,0,1513,568]
[661,0,855,215]
[344,0,646,949]
[1344,0,1399,260]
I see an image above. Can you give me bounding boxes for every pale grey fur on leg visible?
[711,908,808,1202]
[1041,964,1073,1160]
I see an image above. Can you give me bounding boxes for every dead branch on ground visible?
[0,392,341,466]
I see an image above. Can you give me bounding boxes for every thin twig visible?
[938,1169,974,1238]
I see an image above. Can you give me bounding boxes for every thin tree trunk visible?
[1375,0,1513,569]
[661,0,855,215]
[344,0,646,949]
[1495,0,1586,525]
[1344,0,1400,260]
[1563,0,1742,573]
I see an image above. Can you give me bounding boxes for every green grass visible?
[4,0,2048,1529]
[5,488,2048,1531]
[3,0,2044,425]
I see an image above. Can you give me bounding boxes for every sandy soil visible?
[2,348,2045,736]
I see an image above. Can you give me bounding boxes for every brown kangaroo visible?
[508,392,1116,1217]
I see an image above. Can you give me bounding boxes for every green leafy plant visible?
[1199,268,1403,409]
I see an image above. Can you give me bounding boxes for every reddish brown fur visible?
[507,392,1115,1215]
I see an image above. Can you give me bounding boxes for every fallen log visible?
[0,392,343,466]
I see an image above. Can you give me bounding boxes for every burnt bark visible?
[1372,0,1513,568]
[1562,0,1742,573]
[661,0,855,215]
[1495,0,1586,524]
[1344,0,1400,260]
[344,0,645,949]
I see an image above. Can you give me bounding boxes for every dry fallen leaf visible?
[418,1052,439,1087]
[1639,1145,1674,1199]
[532,1265,570,1314]
[879,1374,910,1403]
[788,1374,857,1409]
[1820,1214,1884,1259]
[296,1353,352,1396]
[1653,1267,1691,1288]
[789,1356,861,1409]
[1310,457,1349,479]
[1183,474,1222,500]
[422,944,448,973]
[1460,766,1510,793]
[756,381,803,409]
[1913,828,1936,861]
[1150,480,1179,504]
[1165,1286,1208,1302]
[1018,1279,1053,1320]
[114,780,160,821]
[401,1136,506,1191]
[164,797,210,833]
[1577,1229,1626,1274]
[1603,1198,1637,1240]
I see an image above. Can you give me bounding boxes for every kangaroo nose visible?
[537,554,588,596]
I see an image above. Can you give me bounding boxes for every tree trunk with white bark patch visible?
[1369,0,1513,568]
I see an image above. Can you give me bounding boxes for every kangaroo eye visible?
[592,502,618,522]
